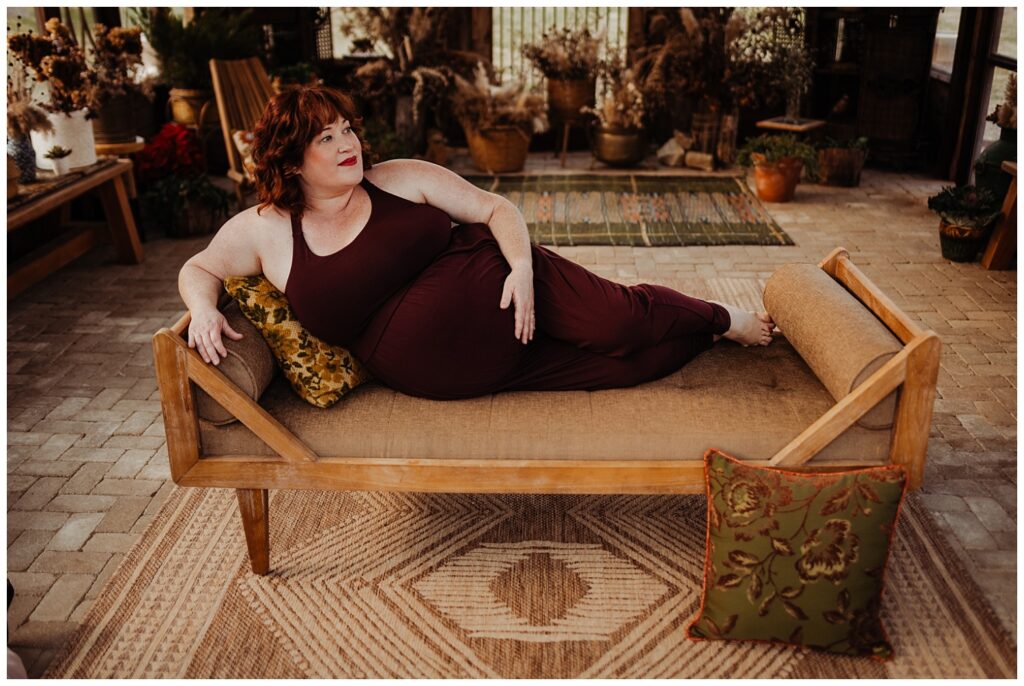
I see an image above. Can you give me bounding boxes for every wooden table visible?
[981,160,1016,271]
[8,158,143,298]
[756,116,827,134]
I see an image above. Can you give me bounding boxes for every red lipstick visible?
[339,156,357,166]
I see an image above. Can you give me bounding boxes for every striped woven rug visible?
[44,487,1015,678]
[464,174,793,247]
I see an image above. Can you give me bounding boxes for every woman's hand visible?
[500,266,535,344]
[187,308,244,365]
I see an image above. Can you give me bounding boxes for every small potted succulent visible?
[451,62,549,174]
[926,185,1002,262]
[816,136,869,187]
[44,145,73,176]
[581,54,648,167]
[521,26,601,125]
[737,133,818,202]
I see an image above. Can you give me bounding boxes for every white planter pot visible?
[30,109,97,171]
[50,157,71,176]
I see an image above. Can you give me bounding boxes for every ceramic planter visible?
[168,88,219,127]
[937,218,990,263]
[751,153,803,202]
[30,109,97,170]
[49,157,71,176]
[7,136,37,183]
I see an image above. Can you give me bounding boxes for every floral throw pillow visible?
[686,449,908,661]
[231,129,256,183]
[223,275,372,408]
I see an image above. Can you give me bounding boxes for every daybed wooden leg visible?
[890,333,942,491]
[236,488,270,575]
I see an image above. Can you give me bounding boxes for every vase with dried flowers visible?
[974,73,1017,204]
[452,63,549,173]
[6,53,53,183]
[137,123,231,237]
[8,17,100,170]
[90,23,154,144]
[522,26,602,125]
[581,54,648,167]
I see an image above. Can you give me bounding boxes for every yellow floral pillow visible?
[223,275,372,407]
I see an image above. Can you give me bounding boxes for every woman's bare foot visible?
[711,302,774,346]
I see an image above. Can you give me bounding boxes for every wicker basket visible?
[547,78,595,123]
[465,126,531,174]
[938,219,988,263]
[817,148,867,186]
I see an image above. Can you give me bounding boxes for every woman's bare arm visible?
[178,211,264,364]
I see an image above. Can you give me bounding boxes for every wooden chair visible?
[209,57,276,211]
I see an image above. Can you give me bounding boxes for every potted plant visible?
[974,73,1017,204]
[136,123,231,237]
[135,8,261,127]
[8,18,100,170]
[6,53,54,183]
[581,54,648,167]
[44,145,73,176]
[817,136,869,187]
[926,185,1002,262]
[738,133,818,202]
[89,23,155,144]
[522,26,601,125]
[452,63,549,174]
[269,62,321,93]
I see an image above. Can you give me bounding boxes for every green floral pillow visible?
[687,449,908,661]
[223,275,372,408]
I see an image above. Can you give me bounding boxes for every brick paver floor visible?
[7,153,1017,676]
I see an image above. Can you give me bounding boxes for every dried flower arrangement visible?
[726,8,814,114]
[90,23,153,104]
[7,17,99,116]
[581,54,645,129]
[7,57,53,139]
[986,73,1017,130]
[451,62,549,135]
[521,26,604,80]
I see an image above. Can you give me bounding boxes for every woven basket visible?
[465,126,531,174]
[547,78,596,123]
[938,219,988,263]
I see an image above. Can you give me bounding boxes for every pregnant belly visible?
[354,223,528,398]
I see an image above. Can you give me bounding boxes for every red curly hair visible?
[251,85,374,216]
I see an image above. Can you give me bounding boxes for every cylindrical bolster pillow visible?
[763,263,902,430]
[195,300,277,426]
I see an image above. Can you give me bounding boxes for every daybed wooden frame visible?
[152,247,941,575]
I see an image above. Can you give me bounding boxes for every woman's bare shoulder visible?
[364,158,441,204]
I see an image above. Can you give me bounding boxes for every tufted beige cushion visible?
[762,263,903,430]
[194,300,278,426]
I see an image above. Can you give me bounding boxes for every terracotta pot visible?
[751,153,801,202]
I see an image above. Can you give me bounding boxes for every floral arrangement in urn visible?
[521,26,603,80]
[91,23,151,104]
[137,123,231,238]
[581,54,646,130]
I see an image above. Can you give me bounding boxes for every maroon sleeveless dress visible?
[285,176,730,400]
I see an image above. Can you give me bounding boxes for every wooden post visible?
[152,330,201,483]
[888,332,941,490]
[236,488,270,575]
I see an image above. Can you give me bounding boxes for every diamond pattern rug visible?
[43,486,1015,678]
[463,174,793,247]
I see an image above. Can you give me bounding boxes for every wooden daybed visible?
[152,247,941,575]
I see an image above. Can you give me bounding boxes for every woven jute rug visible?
[44,487,1014,678]
[464,174,793,247]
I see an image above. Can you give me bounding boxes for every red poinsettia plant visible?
[137,123,230,236]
